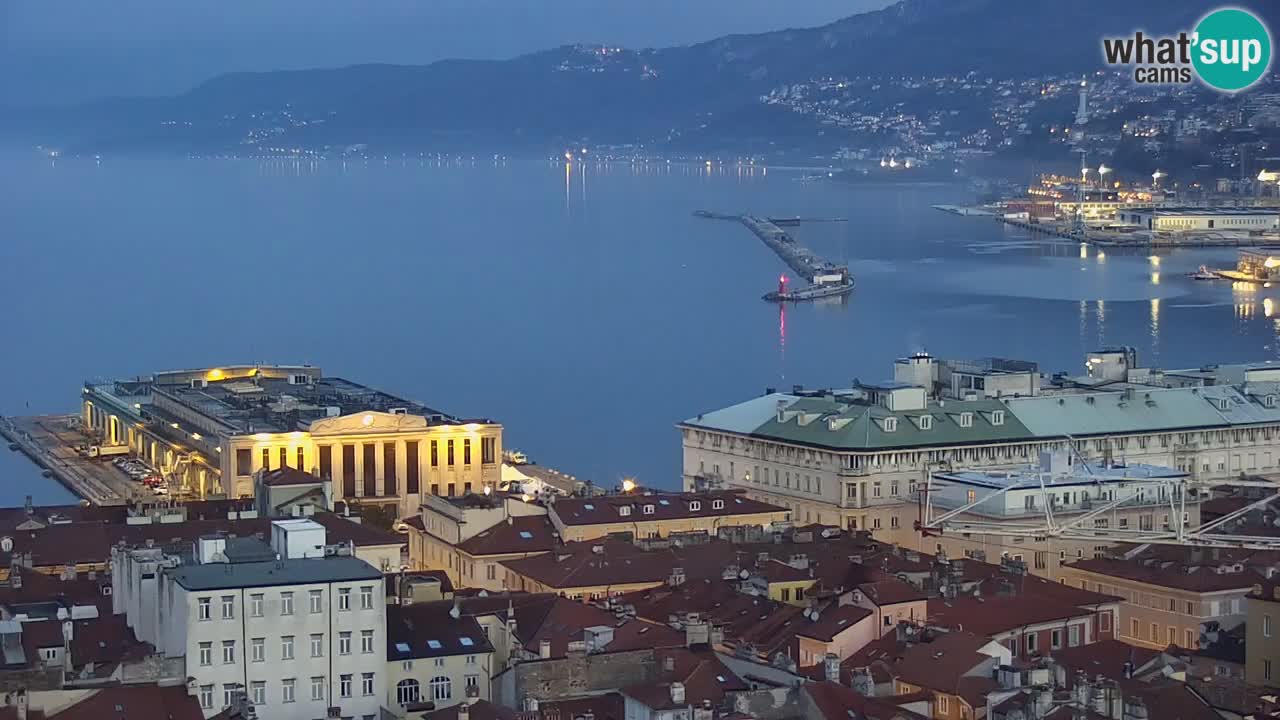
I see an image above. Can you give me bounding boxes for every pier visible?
[696,211,854,301]
[1,415,132,505]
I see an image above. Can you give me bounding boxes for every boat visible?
[1187,266,1218,280]
[1212,248,1280,283]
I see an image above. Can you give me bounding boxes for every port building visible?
[81,365,502,509]
[1116,206,1280,232]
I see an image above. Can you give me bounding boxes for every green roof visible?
[684,393,1035,451]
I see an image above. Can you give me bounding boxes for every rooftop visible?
[456,515,556,556]
[122,365,488,435]
[550,490,786,527]
[936,458,1186,490]
[166,555,382,591]
[386,601,494,659]
[1067,545,1274,593]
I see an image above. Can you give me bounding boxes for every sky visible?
[0,0,894,105]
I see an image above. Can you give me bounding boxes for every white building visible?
[113,519,387,720]
[1116,207,1280,232]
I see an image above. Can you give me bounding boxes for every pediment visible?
[307,411,428,435]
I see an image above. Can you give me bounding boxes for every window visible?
[1131,618,1139,638]
[1267,615,1274,638]
[1069,625,1081,647]
[959,412,973,428]
[1151,623,1159,642]
[310,634,324,658]
[487,565,497,581]
[296,446,305,470]
[465,675,479,691]
[280,591,293,616]
[311,676,325,702]
[406,441,420,493]
[430,676,452,701]
[339,588,351,611]
[251,681,266,707]
[1266,659,1274,681]
[872,517,882,530]
[199,642,212,666]
[890,480,899,497]
[464,438,471,465]
[781,588,791,602]
[251,637,265,663]
[223,685,240,709]
[361,630,374,654]
[1051,629,1062,649]
[339,631,352,655]
[643,504,655,515]
[250,593,264,617]
[282,678,295,704]
[198,597,211,621]
[447,439,455,466]
[466,653,477,665]
[309,589,323,614]
[222,640,235,664]
[236,449,252,476]
[883,417,898,432]
[619,506,632,517]
[431,440,439,467]
[340,674,352,699]
[937,695,949,713]
[918,415,933,431]
[890,516,900,529]
[397,679,420,706]
[712,499,725,510]
[362,672,375,697]
[1185,629,1195,649]
[199,685,214,710]
[281,635,295,660]
[1168,626,1176,645]
[262,448,270,470]
[1025,633,1037,654]
[360,585,374,610]
[689,501,701,512]
[992,410,1006,426]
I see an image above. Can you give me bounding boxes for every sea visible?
[1,150,1277,505]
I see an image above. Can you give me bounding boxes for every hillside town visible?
[3,355,1280,720]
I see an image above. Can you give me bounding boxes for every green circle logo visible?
[1192,8,1272,92]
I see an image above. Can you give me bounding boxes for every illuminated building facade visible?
[82,365,501,513]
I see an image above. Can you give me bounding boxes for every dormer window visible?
[619,506,632,517]
[1266,394,1277,409]
[882,417,898,433]
[688,501,701,512]
[918,415,933,431]
[643,504,655,515]
[959,412,974,428]
[992,410,1005,426]
[712,499,725,510]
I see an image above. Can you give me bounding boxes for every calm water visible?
[2,151,1279,504]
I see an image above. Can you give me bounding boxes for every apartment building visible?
[1248,579,1280,687]
[384,601,495,716]
[1060,545,1269,651]
[408,494,550,589]
[112,519,387,720]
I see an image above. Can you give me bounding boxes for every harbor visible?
[696,211,854,302]
[1,414,132,505]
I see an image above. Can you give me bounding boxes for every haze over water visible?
[1,151,1278,505]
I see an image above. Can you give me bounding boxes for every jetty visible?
[696,211,854,302]
[1,415,131,505]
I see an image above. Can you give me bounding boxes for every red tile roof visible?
[892,631,999,696]
[259,467,322,487]
[502,539,737,590]
[1067,545,1275,593]
[1050,638,1161,685]
[550,490,786,527]
[620,647,748,711]
[927,595,1095,636]
[796,604,873,643]
[46,685,204,720]
[421,700,516,720]
[456,516,555,557]
[804,680,929,720]
[858,578,927,606]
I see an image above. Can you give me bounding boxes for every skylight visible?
[427,640,442,649]
[659,499,670,505]
[716,675,726,683]
[460,637,474,646]
[584,503,595,510]
[519,531,534,539]
[396,642,411,654]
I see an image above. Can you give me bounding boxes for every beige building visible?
[682,352,1280,553]
[83,365,501,515]
[1059,546,1266,651]
[408,495,550,590]
[1248,579,1280,687]
[385,600,494,715]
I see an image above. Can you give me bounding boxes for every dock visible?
[1,415,133,506]
[696,211,854,301]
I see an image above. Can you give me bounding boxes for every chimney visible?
[539,639,552,659]
[23,496,32,516]
[663,655,676,673]
[670,682,686,705]
[851,667,874,697]
[824,653,841,683]
[457,704,469,720]
[15,689,27,720]
[10,569,21,590]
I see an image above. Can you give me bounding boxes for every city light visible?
[622,478,637,492]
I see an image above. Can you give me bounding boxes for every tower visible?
[1075,79,1089,126]
[1073,149,1088,238]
